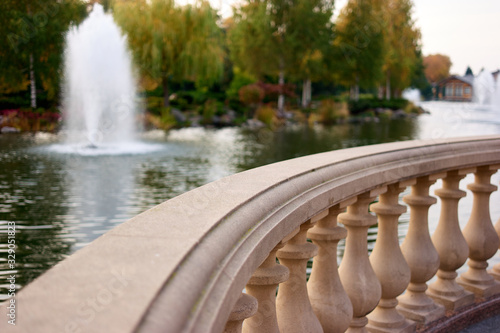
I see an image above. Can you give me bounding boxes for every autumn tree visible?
[113,0,224,107]
[334,0,386,101]
[0,0,87,108]
[381,0,421,99]
[423,54,452,83]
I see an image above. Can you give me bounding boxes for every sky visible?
[182,0,500,76]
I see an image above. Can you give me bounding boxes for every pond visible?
[1,101,500,299]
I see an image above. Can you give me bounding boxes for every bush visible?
[226,69,256,100]
[146,96,164,115]
[202,99,218,124]
[318,99,349,124]
[348,98,409,115]
[238,84,265,106]
[255,105,275,127]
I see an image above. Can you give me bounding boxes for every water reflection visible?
[0,145,71,300]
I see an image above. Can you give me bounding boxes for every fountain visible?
[473,69,500,110]
[52,4,161,155]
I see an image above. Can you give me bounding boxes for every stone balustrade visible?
[2,136,500,333]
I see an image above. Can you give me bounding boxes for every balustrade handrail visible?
[2,135,500,333]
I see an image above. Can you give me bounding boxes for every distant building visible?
[436,75,474,102]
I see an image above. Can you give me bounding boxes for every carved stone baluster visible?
[490,217,500,280]
[308,198,356,333]
[338,188,386,333]
[224,293,258,333]
[276,215,324,333]
[458,165,500,298]
[367,181,415,333]
[427,169,475,310]
[397,174,445,324]
[243,227,299,333]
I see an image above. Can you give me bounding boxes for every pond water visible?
[1,101,500,299]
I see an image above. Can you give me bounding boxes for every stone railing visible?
[2,136,500,333]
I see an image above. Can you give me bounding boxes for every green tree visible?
[230,0,333,115]
[0,0,87,108]
[334,0,386,100]
[113,0,224,107]
[228,1,279,85]
[286,0,335,108]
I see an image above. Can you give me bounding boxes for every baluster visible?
[490,217,500,280]
[276,215,324,333]
[427,169,475,310]
[338,188,386,333]
[243,227,298,333]
[224,293,258,333]
[397,174,445,324]
[458,165,500,298]
[308,198,356,333]
[367,181,415,333]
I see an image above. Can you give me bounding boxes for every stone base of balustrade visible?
[366,319,416,333]
[456,277,500,299]
[426,289,475,311]
[415,293,500,333]
[396,303,445,325]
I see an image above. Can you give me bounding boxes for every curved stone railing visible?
[2,136,500,333]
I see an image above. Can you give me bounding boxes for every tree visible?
[113,0,224,107]
[381,0,421,99]
[228,0,284,115]
[465,66,473,76]
[423,54,452,83]
[286,0,335,108]
[334,0,386,100]
[0,0,87,108]
[229,0,334,114]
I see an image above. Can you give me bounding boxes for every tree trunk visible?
[353,75,359,101]
[30,53,36,109]
[302,78,311,108]
[162,77,170,108]
[377,86,384,99]
[385,71,391,100]
[277,69,285,118]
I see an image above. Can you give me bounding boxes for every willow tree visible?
[113,0,224,107]
[381,0,421,99]
[334,0,386,100]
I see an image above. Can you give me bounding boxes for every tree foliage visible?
[423,54,452,83]
[334,0,386,96]
[228,0,335,110]
[113,0,225,106]
[382,0,421,97]
[0,0,87,103]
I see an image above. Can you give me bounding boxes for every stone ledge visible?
[417,294,500,333]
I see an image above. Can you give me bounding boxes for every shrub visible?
[255,105,275,127]
[226,68,256,99]
[238,84,265,107]
[348,98,409,115]
[146,97,164,115]
[318,99,349,124]
[202,99,218,124]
